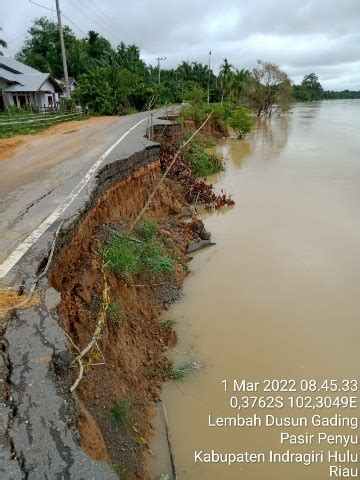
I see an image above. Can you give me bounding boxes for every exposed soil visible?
[183,116,228,138]
[50,160,198,478]
[0,116,116,161]
[0,285,41,319]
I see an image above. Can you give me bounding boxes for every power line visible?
[65,0,124,45]
[6,33,28,45]
[28,0,86,36]
[62,14,87,36]
[86,0,142,47]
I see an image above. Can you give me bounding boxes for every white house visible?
[0,57,63,111]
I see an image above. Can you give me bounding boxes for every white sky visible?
[1,0,360,90]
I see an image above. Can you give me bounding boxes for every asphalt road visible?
[0,111,153,274]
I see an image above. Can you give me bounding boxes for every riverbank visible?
[0,107,236,478]
[150,100,360,479]
[44,114,227,478]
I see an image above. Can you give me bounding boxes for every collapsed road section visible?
[0,110,214,479]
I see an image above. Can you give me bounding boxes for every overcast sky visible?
[2,0,360,89]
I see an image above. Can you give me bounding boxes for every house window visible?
[13,95,18,107]
[48,95,53,106]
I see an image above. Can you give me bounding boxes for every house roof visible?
[0,57,41,75]
[0,67,21,84]
[4,73,53,92]
[0,58,63,93]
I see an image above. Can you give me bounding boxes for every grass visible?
[167,361,201,381]
[183,141,222,178]
[111,398,132,427]
[134,219,159,241]
[167,361,188,381]
[0,112,87,138]
[107,302,123,322]
[101,221,174,279]
[160,317,176,329]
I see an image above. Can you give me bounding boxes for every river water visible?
[151,100,360,479]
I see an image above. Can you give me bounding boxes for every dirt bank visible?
[50,156,198,478]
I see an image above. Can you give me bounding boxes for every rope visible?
[127,110,213,235]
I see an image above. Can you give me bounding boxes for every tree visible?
[16,18,77,77]
[115,42,147,77]
[293,73,324,101]
[228,107,254,138]
[73,66,154,114]
[0,27,7,56]
[219,58,233,104]
[229,68,251,105]
[245,60,293,116]
[72,68,114,114]
[183,81,206,105]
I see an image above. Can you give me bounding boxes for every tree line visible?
[2,18,359,115]
[293,72,360,101]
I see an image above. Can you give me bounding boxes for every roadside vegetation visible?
[6,18,296,117]
[0,17,358,127]
[0,105,86,138]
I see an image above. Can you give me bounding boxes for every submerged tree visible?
[245,60,293,116]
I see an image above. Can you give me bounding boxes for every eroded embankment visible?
[49,131,203,478]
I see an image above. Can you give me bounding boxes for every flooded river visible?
[151,100,360,479]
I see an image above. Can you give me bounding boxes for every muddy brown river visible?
[151,100,360,479]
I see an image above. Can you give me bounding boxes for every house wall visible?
[37,79,57,108]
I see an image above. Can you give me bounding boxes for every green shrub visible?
[111,398,132,426]
[183,137,222,177]
[228,107,254,138]
[119,106,138,116]
[183,81,206,106]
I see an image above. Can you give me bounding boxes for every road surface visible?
[0,111,153,277]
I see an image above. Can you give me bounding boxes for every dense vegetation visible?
[3,17,358,118]
[12,18,293,117]
[294,73,360,101]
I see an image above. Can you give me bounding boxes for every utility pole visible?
[55,0,70,99]
[156,56,166,85]
[207,50,211,104]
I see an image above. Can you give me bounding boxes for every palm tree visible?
[219,58,233,104]
[176,61,193,82]
[0,27,7,56]
[229,68,250,105]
